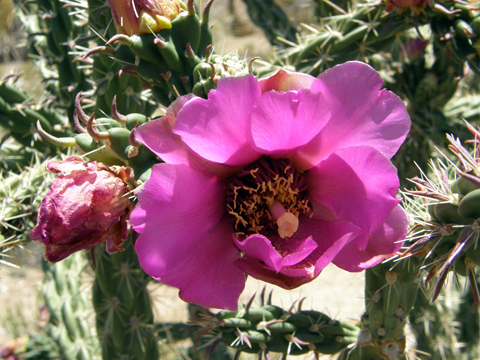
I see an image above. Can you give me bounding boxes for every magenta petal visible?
[158,216,245,310]
[233,234,317,273]
[131,163,227,276]
[307,146,400,249]
[292,61,410,170]
[276,236,318,268]
[333,205,408,271]
[311,62,384,114]
[234,258,313,289]
[234,218,360,288]
[259,69,316,93]
[233,234,284,272]
[288,217,361,277]
[172,75,262,167]
[135,94,196,165]
[250,89,331,158]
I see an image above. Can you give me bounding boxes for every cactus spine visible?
[0,158,53,267]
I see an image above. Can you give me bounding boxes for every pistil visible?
[268,199,299,238]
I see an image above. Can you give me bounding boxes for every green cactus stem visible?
[191,290,359,359]
[18,0,91,120]
[41,251,98,360]
[91,238,159,360]
[0,73,72,153]
[337,258,421,360]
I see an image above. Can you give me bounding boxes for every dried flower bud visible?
[30,156,133,262]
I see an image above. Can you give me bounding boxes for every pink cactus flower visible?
[30,156,133,263]
[130,61,411,310]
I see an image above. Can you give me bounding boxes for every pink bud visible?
[30,156,133,263]
[384,0,428,15]
[404,37,429,61]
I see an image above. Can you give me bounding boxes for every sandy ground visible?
[150,265,365,325]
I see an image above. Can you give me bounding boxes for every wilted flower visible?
[30,156,133,263]
[131,61,411,310]
[107,0,185,35]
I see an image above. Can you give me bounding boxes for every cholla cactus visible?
[192,291,359,359]
[402,123,480,309]
[78,0,259,108]
[394,123,480,358]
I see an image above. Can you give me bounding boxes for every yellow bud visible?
[108,0,185,36]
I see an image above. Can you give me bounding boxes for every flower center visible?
[227,157,311,240]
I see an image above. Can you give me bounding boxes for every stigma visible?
[268,199,299,238]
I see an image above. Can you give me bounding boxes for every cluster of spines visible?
[0,157,53,267]
[190,290,359,360]
[408,282,465,360]
[402,124,480,309]
[398,124,480,357]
